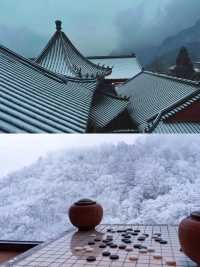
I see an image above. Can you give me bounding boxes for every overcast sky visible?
[0,134,139,176]
[0,0,200,57]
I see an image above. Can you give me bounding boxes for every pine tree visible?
[173,47,194,79]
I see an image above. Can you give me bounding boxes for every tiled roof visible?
[152,121,200,133]
[0,44,97,133]
[88,55,142,80]
[35,21,111,78]
[117,71,199,130]
[89,92,129,129]
[148,90,200,134]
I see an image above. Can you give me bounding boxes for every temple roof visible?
[117,71,200,131]
[89,92,129,129]
[147,90,200,133]
[35,21,112,79]
[88,55,142,81]
[0,44,97,133]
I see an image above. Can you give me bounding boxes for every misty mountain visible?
[146,19,200,72]
[0,25,47,58]
[0,136,200,241]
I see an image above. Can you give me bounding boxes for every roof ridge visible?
[61,31,112,76]
[144,71,200,87]
[87,54,136,59]
[0,43,98,84]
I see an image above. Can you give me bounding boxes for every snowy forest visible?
[0,135,200,241]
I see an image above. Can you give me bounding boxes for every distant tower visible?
[173,47,194,79]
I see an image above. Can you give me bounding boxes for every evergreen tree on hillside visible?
[173,47,194,79]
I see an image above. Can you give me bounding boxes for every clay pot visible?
[179,211,200,265]
[68,199,103,231]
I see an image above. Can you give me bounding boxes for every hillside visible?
[146,19,200,72]
[0,136,200,241]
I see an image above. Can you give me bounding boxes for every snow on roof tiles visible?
[35,21,112,79]
[117,71,199,128]
[88,55,142,80]
[0,44,97,133]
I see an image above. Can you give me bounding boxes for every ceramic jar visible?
[179,211,200,265]
[68,199,103,231]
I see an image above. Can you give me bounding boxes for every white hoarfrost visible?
[0,136,200,241]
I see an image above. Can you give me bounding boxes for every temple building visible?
[117,71,200,133]
[0,20,200,134]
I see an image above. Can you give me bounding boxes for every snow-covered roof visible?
[35,21,112,79]
[147,90,200,134]
[0,44,97,133]
[88,55,142,80]
[117,71,200,130]
[89,92,129,129]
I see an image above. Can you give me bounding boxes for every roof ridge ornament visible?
[55,20,62,31]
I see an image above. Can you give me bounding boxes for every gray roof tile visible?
[0,45,97,133]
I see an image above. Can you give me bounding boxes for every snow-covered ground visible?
[0,135,200,241]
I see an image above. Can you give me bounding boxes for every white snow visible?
[0,135,200,241]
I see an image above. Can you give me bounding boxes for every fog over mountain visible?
[0,0,199,58]
[0,136,200,241]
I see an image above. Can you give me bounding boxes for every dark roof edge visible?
[88,54,136,59]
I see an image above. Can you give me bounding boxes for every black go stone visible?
[134,230,140,233]
[155,238,162,242]
[143,234,149,237]
[87,256,96,262]
[107,228,113,232]
[99,244,106,248]
[134,244,142,249]
[88,241,95,245]
[138,237,145,241]
[110,244,118,248]
[160,240,168,244]
[102,251,111,257]
[110,254,119,260]
[119,244,126,249]
[103,240,110,243]
[131,232,138,236]
[122,239,132,244]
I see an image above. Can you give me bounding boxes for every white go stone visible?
[86,247,94,253]
[129,256,138,261]
[153,254,162,260]
[89,234,96,237]
[74,246,83,251]
[165,259,177,266]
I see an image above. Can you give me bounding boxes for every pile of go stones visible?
[74,228,177,265]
